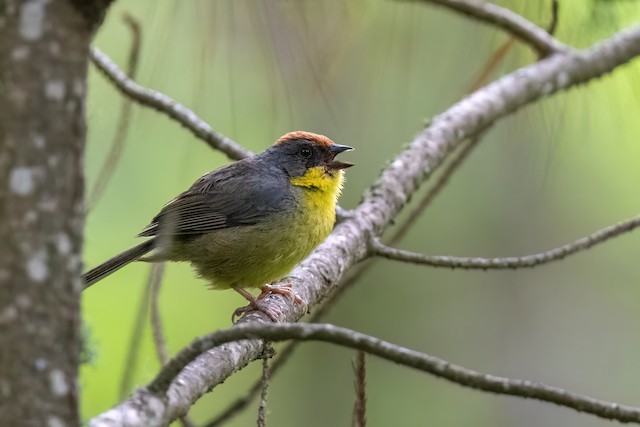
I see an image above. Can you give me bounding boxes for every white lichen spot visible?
[9,167,34,196]
[56,233,71,255]
[48,155,59,167]
[556,71,570,88]
[49,369,68,396]
[32,133,45,149]
[389,158,404,170]
[11,46,29,61]
[45,80,65,100]
[26,249,48,283]
[47,415,66,427]
[19,0,47,41]
[35,358,48,371]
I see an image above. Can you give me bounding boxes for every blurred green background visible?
[83,1,640,425]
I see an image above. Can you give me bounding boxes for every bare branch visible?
[352,351,367,427]
[372,213,640,269]
[87,14,141,210]
[89,47,252,161]
[89,26,640,427]
[547,0,559,35]
[257,353,270,427]
[123,323,640,424]
[415,0,567,56]
[149,263,168,365]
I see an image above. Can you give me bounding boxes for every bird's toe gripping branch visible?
[232,284,307,323]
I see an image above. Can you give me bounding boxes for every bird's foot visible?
[232,288,285,323]
[258,283,306,307]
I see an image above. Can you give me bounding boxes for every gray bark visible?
[0,1,109,426]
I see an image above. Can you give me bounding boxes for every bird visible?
[82,131,353,321]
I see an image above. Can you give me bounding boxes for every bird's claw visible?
[232,283,307,323]
[259,283,306,310]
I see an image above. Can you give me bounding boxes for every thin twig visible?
[149,263,168,364]
[257,353,270,427]
[414,0,567,56]
[146,323,640,424]
[466,39,516,92]
[352,351,367,427]
[372,213,640,269]
[547,0,559,36]
[87,14,142,211]
[89,47,252,161]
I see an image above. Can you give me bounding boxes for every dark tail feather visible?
[82,239,155,290]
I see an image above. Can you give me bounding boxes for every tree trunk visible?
[0,1,108,425]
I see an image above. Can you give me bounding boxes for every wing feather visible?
[138,161,292,237]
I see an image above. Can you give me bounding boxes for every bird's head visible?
[266,131,354,192]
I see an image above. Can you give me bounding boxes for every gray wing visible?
[138,161,292,237]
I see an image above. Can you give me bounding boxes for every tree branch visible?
[89,47,251,161]
[257,352,271,427]
[89,26,640,427]
[415,0,567,56]
[119,323,640,424]
[372,213,640,269]
[352,351,367,427]
[149,263,168,365]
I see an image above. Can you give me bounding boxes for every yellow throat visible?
[290,165,345,237]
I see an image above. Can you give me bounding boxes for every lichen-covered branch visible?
[88,26,640,427]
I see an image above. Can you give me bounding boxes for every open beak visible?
[325,144,354,170]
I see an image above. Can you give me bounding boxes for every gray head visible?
[262,131,353,178]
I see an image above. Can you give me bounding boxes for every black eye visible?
[299,147,312,158]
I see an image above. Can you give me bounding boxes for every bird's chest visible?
[289,188,337,249]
